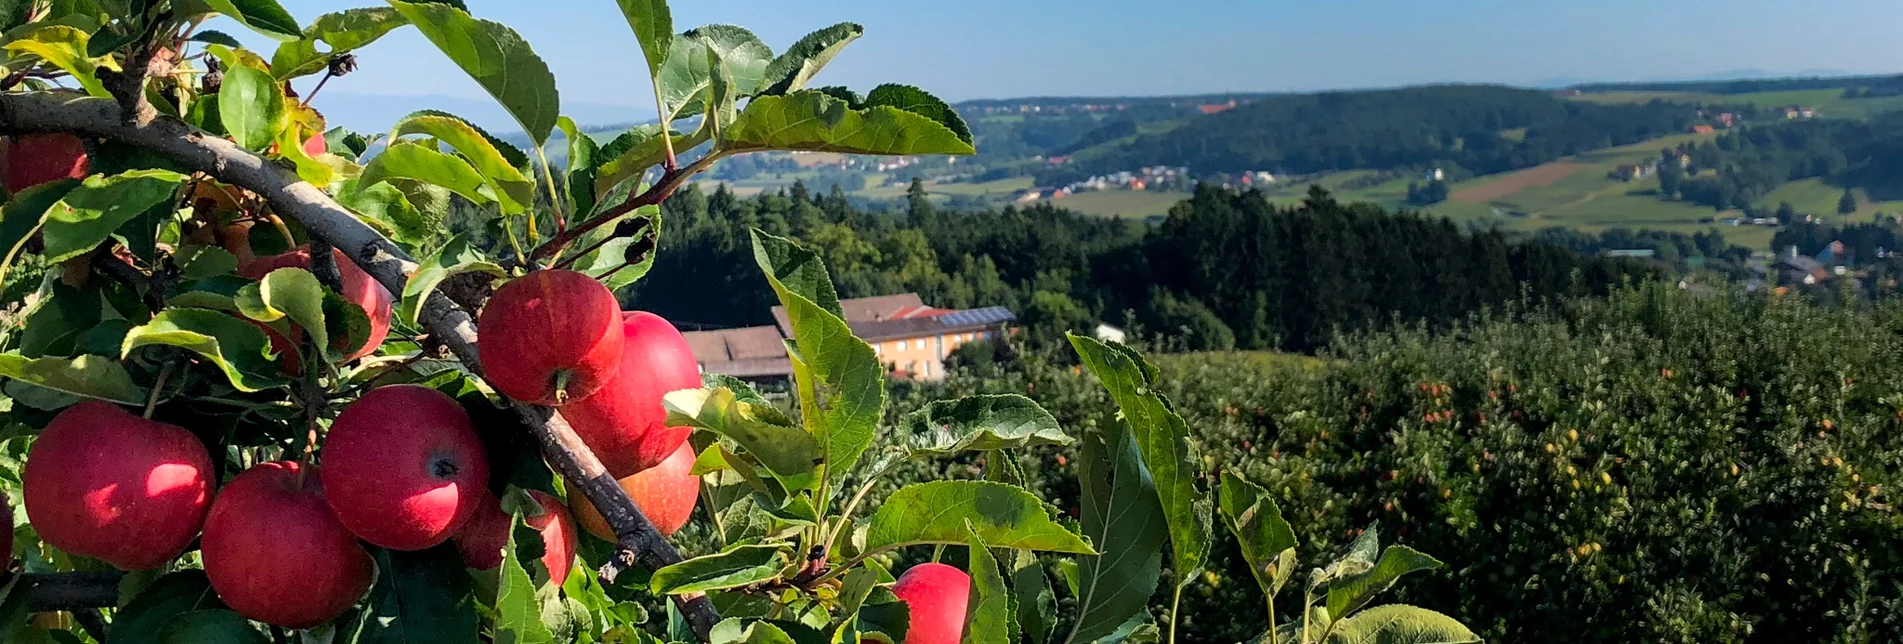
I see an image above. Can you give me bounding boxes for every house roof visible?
[772,293,924,337]
[852,307,1017,342]
[682,326,792,378]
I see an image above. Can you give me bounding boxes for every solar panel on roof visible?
[938,307,1016,326]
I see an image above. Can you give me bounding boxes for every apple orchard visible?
[0,1,1482,643]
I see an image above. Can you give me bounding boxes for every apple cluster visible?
[11,267,704,629]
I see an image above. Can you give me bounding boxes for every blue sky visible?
[237,0,1903,125]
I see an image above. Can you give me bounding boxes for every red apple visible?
[202,461,373,629]
[891,562,972,644]
[303,133,327,157]
[562,311,699,476]
[322,385,489,551]
[23,401,213,570]
[574,442,698,541]
[241,245,394,366]
[478,270,625,405]
[454,491,579,587]
[0,134,89,194]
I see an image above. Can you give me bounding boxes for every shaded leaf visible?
[864,84,972,146]
[0,180,79,265]
[964,522,1015,644]
[0,352,145,405]
[725,90,975,156]
[1220,471,1299,600]
[901,394,1069,457]
[496,513,556,644]
[357,546,481,644]
[106,570,229,643]
[1069,335,1211,586]
[556,116,601,218]
[399,234,503,325]
[649,544,789,595]
[862,481,1093,554]
[335,178,430,245]
[759,23,862,96]
[390,1,560,145]
[41,170,187,263]
[1325,546,1443,621]
[710,619,799,644]
[121,308,285,392]
[657,24,770,122]
[1012,551,1055,644]
[1065,428,1166,644]
[157,610,270,644]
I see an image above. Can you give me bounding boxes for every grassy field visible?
[1569,88,1844,109]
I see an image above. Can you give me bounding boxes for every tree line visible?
[628,180,1658,353]
[1039,85,1702,184]
[1654,113,1903,211]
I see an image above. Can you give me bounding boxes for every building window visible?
[914,338,925,351]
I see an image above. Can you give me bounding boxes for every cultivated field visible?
[1042,189,1190,218]
[1451,162,1584,203]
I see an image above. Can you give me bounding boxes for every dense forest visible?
[1653,114,1903,210]
[1573,73,1903,96]
[1041,85,1704,183]
[629,181,1657,352]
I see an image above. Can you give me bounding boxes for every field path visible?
[1452,162,1585,203]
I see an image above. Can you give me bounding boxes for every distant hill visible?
[1569,73,1903,96]
[1042,84,1702,183]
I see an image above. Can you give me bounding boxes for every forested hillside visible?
[1045,85,1701,183]
[629,182,1657,352]
[1653,113,1903,210]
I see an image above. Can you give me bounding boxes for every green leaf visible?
[901,394,1070,457]
[1013,551,1055,644]
[42,170,188,263]
[1220,471,1299,601]
[157,610,270,644]
[649,544,789,595]
[3,25,107,96]
[1069,335,1211,587]
[862,481,1093,554]
[190,30,245,48]
[201,0,300,40]
[0,180,78,262]
[497,513,556,644]
[121,308,286,392]
[592,125,705,203]
[664,387,817,491]
[614,0,671,78]
[573,209,662,292]
[214,51,289,151]
[1066,428,1167,644]
[357,546,481,644]
[1325,545,1443,621]
[0,353,145,405]
[710,619,799,644]
[20,279,102,358]
[748,231,882,488]
[656,24,770,122]
[965,522,1015,644]
[400,234,503,325]
[175,245,240,279]
[556,117,601,217]
[390,1,560,146]
[236,267,330,360]
[1320,605,1479,644]
[389,110,534,213]
[724,90,976,156]
[864,84,972,146]
[335,178,431,245]
[271,7,409,79]
[759,23,862,96]
[361,141,494,206]
[106,570,230,643]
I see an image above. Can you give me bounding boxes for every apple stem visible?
[143,362,176,419]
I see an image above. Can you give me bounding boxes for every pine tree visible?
[1839,188,1858,215]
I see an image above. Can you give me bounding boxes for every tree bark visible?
[0,92,720,640]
